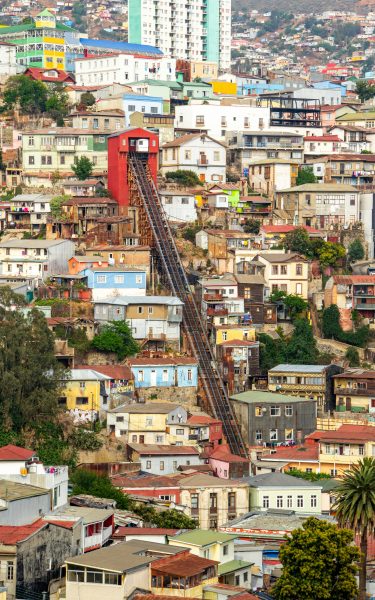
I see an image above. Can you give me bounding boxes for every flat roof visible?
[54,506,113,525]
[230,390,311,404]
[170,530,238,546]
[0,479,48,501]
[108,402,181,415]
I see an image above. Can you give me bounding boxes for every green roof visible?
[337,112,375,121]
[0,22,76,34]
[169,530,238,546]
[131,79,182,90]
[218,560,252,576]
[230,390,308,404]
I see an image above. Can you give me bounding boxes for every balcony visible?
[335,387,370,396]
[355,303,375,310]
[207,307,228,316]
[147,332,167,341]
[197,158,209,166]
[204,293,224,301]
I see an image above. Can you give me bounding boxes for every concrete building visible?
[229,390,317,447]
[275,183,360,229]
[75,52,176,86]
[247,472,322,514]
[6,193,53,233]
[248,159,299,199]
[126,443,201,475]
[256,253,309,299]
[159,192,198,223]
[161,133,227,184]
[0,239,74,280]
[175,104,270,141]
[0,481,51,526]
[84,267,147,301]
[0,42,20,81]
[128,0,231,70]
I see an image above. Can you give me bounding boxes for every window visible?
[137,370,144,382]
[270,406,280,416]
[331,469,338,477]
[176,428,184,435]
[41,155,52,165]
[222,331,227,341]
[263,495,269,509]
[287,495,293,508]
[138,306,143,314]
[104,573,121,585]
[350,195,356,206]
[181,197,189,205]
[306,194,311,205]
[297,495,304,508]
[255,429,262,441]
[281,265,287,275]
[311,495,317,508]
[270,429,278,442]
[296,264,303,275]
[114,275,124,284]
[76,397,88,406]
[28,136,34,146]
[160,461,165,471]
[128,104,136,111]
[6,562,14,581]
[223,544,229,556]
[235,576,240,586]
[228,492,236,509]
[187,369,192,381]
[285,428,294,441]
[214,151,220,161]
[146,460,151,469]
[359,445,365,455]
[156,435,163,443]
[116,416,124,422]
[296,283,302,295]
[243,572,248,583]
[277,495,283,508]
[255,406,263,417]
[146,417,153,426]
[191,493,199,510]
[97,275,106,283]
[272,265,279,275]
[162,369,168,382]
[196,115,205,126]
[28,156,35,165]
[184,150,191,160]
[209,493,217,512]
[285,405,293,416]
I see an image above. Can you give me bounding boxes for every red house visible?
[187,414,224,447]
[24,67,75,84]
[107,128,159,208]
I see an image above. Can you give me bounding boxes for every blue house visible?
[84,267,146,301]
[123,94,163,125]
[128,357,198,390]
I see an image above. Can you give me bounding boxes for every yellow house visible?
[60,369,111,415]
[214,325,256,346]
[333,370,375,413]
[211,81,237,95]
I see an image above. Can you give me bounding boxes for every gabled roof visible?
[0,444,35,461]
[209,445,249,464]
[163,133,226,148]
[152,553,218,576]
[0,519,46,545]
[258,253,307,263]
[306,424,375,443]
[76,365,133,381]
[108,402,181,415]
[261,444,319,462]
[169,529,238,546]
[24,67,74,83]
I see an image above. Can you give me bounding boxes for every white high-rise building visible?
[128,0,231,71]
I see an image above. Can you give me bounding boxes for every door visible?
[150,369,157,387]
[139,435,145,443]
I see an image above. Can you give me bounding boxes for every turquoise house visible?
[128,358,198,389]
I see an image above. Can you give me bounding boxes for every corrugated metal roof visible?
[80,38,163,56]
[268,364,328,373]
[94,296,183,306]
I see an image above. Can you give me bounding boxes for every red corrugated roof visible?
[0,519,45,544]
[210,445,249,464]
[0,444,35,461]
[261,225,320,234]
[44,520,78,530]
[187,415,221,425]
[333,275,375,284]
[262,444,319,462]
[77,364,133,380]
[304,135,341,141]
[307,424,375,443]
[152,553,218,577]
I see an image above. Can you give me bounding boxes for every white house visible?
[0,444,68,509]
[7,193,53,231]
[161,133,227,184]
[293,87,342,106]
[160,192,197,223]
[248,472,322,514]
[75,52,176,86]
[0,239,75,279]
[175,103,271,141]
[0,42,21,81]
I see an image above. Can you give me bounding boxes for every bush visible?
[165,170,203,187]
[322,304,370,347]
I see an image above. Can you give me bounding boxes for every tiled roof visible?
[0,444,35,461]
[333,275,375,284]
[112,473,181,488]
[24,67,74,83]
[0,519,46,544]
[304,135,341,141]
[334,369,375,380]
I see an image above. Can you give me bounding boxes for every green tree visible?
[165,170,203,187]
[283,227,311,256]
[273,517,359,600]
[46,84,70,126]
[333,458,375,600]
[348,239,365,263]
[2,75,48,115]
[0,290,65,431]
[355,80,375,102]
[345,346,360,367]
[92,321,139,360]
[296,166,317,186]
[72,156,94,180]
[50,194,70,220]
[286,318,319,364]
[287,468,331,482]
[258,332,287,372]
[317,242,346,268]
[80,92,96,107]
[243,218,261,234]
[322,304,370,347]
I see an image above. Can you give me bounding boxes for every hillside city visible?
[1,1,375,600]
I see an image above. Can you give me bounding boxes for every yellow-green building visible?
[0,9,80,70]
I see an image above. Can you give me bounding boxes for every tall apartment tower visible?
[128,0,231,71]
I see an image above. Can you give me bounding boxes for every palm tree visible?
[333,457,375,600]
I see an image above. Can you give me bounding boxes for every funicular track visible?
[128,153,248,457]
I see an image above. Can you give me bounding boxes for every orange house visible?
[68,255,109,275]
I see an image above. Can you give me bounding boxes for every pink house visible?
[209,444,250,479]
